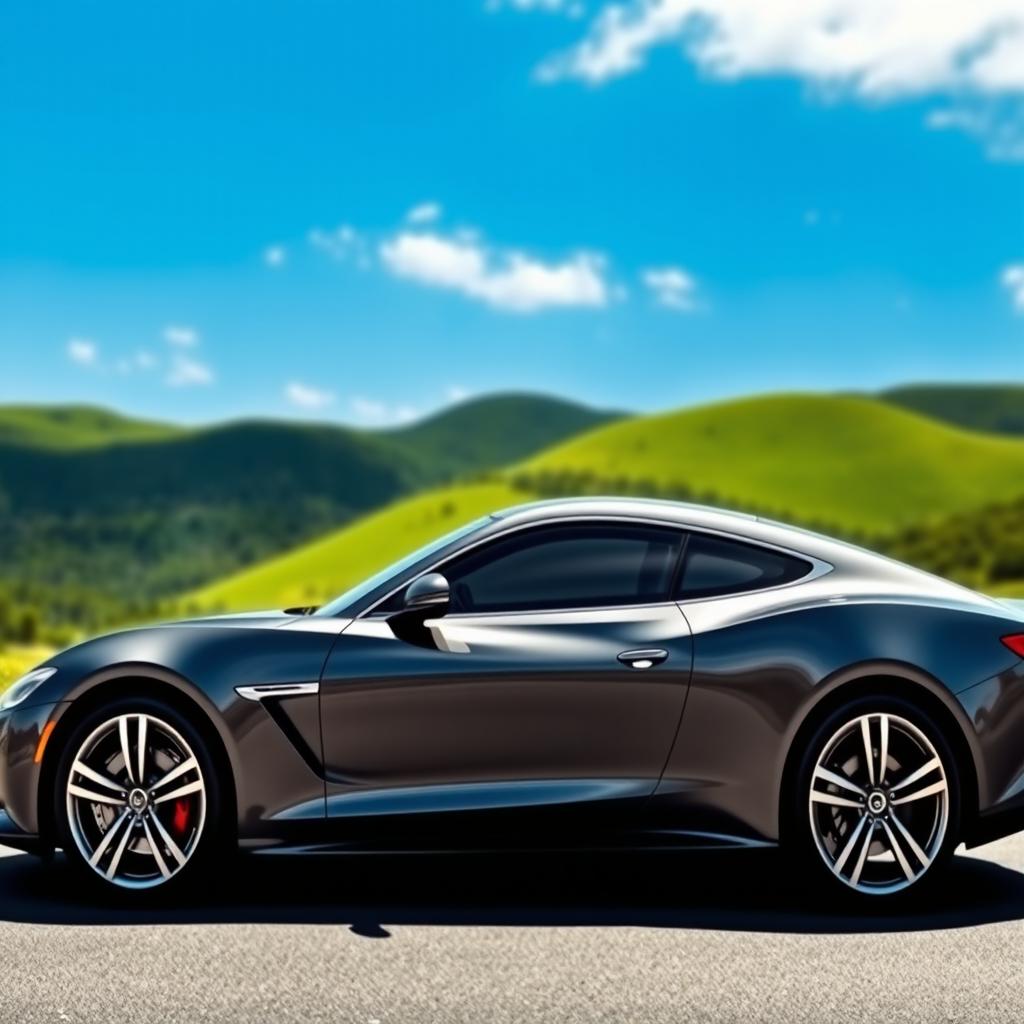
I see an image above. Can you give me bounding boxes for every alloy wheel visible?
[808,712,949,895]
[65,713,207,889]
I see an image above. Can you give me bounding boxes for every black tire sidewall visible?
[788,693,961,903]
[53,695,223,897]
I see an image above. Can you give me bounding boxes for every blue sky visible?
[1,1,1022,425]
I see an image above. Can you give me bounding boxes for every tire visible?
[53,696,224,897]
[787,693,961,903]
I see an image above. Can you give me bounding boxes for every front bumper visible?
[0,701,69,840]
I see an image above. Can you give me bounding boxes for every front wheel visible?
[54,697,221,894]
[791,696,960,900]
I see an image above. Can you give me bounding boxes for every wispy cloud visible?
[263,245,287,268]
[308,224,371,266]
[163,325,199,347]
[350,396,418,426]
[534,1,1024,158]
[1002,264,1024,312]
[67,337,98,366]
[285,380,335,410]
[379,229,610,313]
[927,103,1024,162]
[166,355,214,387]
[487,0,585,16]
[642,266,699,311]
[115,350,158,375]
[406,201,442,225]
[446,384,473,403]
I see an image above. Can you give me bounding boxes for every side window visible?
[677,533,811,599]
[445,523,684,613]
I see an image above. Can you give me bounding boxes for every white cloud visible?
[163,325,199,347]
[263,244,287,268]
[285,380,336,410]
[642,265,699,311]
[166,355,214,387]
[1002,264,1024,312]
[535,2,1024,156]
[406,201,443,225]
[446,384,472,403]
[379,230,610,313]
[308,224,370,266]
[67,337,98,366]
[539,2,1024,92]
[349,396,418,426]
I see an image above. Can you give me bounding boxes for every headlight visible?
[0,667,57,711]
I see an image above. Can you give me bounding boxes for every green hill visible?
[188,482,524,612]
[0,404,179,449]
[384,393,619,478]
[189,392,1024,615]
[881,384,1024,437]
[513,394,1024,533]
[0,394,608,640]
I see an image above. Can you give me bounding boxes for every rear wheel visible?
[54,697,221,894]
[792,695,960,900]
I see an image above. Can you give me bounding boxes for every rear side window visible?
[677,533,811,599]
[446,523,685,613]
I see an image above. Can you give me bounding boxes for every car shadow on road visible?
[1,847,1023,935]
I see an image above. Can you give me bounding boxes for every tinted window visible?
[446,523,684,613]
[677,533,810,599]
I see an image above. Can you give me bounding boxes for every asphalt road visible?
[3,834,1024,1024]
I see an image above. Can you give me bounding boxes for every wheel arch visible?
[37,666,239,849]
[777,665,982,844]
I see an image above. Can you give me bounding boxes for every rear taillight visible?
[1002,634,1024,658]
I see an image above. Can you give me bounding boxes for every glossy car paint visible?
[2,497,1024,859]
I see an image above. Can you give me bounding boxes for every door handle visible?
[617,648,669,670]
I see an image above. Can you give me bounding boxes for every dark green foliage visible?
[881,497,1024,589]
[881,385,1024,437]
[384,393,620,477]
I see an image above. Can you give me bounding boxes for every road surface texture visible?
[2,833,1024,1023]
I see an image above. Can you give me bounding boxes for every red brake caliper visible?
[173,798,190,835]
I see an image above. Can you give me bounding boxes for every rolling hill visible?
[0,394,610,638]
[188,392,1024,615]
[881,384,1024,437]
[513,393,1024,533]
[0,404,180,449]
[384,393,619,477]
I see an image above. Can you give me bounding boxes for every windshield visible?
[315,514,495,616]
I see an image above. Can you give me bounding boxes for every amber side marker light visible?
[34,721,56,764]
[1001,634,1024,659]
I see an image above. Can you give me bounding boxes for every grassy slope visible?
[187,482,525,612]
[0,405,179,449]
[881,384,1024,437]
[516,394,1024,532]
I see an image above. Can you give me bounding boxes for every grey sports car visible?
[2,497,1024,900]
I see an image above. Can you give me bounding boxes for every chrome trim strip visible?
[325,778,654,818]
[235,682,320,702]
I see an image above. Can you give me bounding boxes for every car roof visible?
[491,496,996,608]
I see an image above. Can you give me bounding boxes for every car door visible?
[318,519,694,834]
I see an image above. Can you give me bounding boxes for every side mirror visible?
[403,572,451,612]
